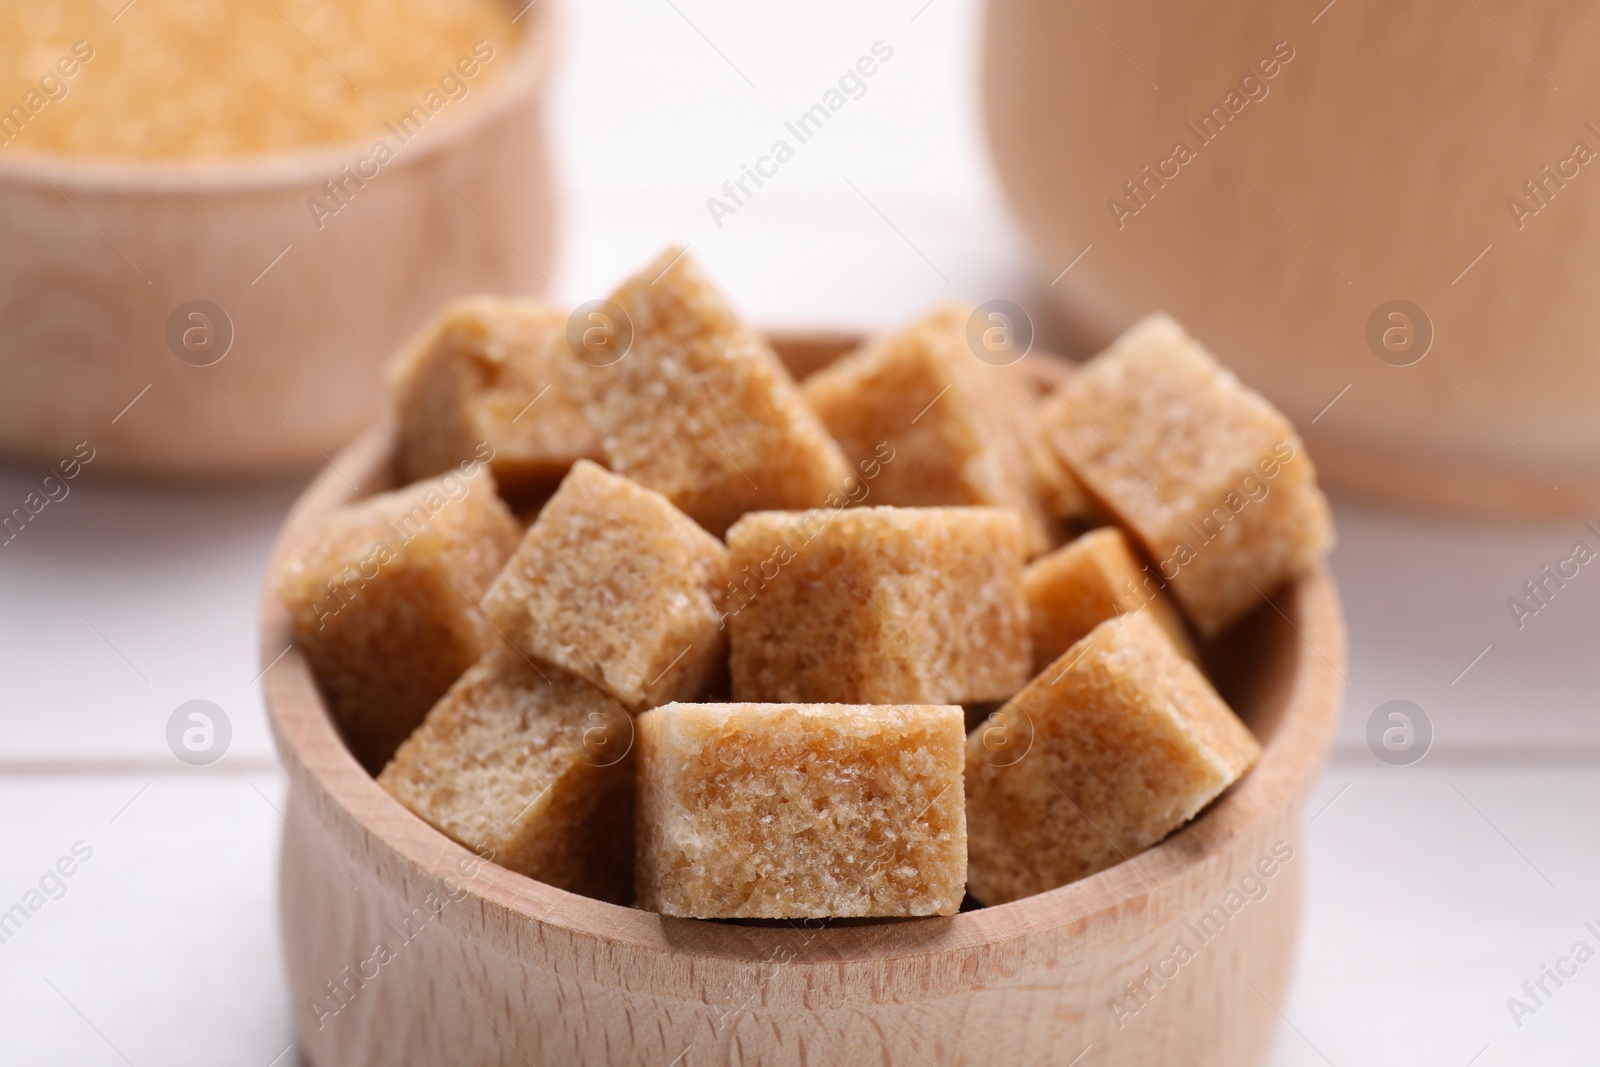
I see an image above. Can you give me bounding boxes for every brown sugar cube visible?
[388,297,602,500]
[557,247,852,536]
[1024,526,1196,673]
[965,611,1262,905]
[480,459,730,711]
[275,465,521,771]
[726,506,1031,705]
[1024,394,1090,526]
[378,653,635,904]
[1038,314,1333,636]
[801,306,1069,555]
[635,702,967,918]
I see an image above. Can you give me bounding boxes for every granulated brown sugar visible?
[0,0,517,158]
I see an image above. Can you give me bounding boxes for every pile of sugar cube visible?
[275,247,1332,919]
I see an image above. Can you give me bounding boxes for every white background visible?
[1,0,1597,1064]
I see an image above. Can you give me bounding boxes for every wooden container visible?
[260,335,1345,1066]
[0,0,556,479]
[982,0,1600,517]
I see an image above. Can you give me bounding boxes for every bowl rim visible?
[260,334,1345,965]
[0,0,555,194]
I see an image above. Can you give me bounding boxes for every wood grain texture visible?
[982,0,1600,517]
[261,335,1346,1067]
[0,0,557,479]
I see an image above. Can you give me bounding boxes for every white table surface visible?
[2,1,1597,1063]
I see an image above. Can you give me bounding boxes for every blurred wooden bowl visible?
[0,0,557,479]
[983,0,1600,517]
[260,333,1345,1067]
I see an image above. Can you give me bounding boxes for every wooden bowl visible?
[982,0,1600,518]
[0,0,556,479]
[260,334,1345,1067]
